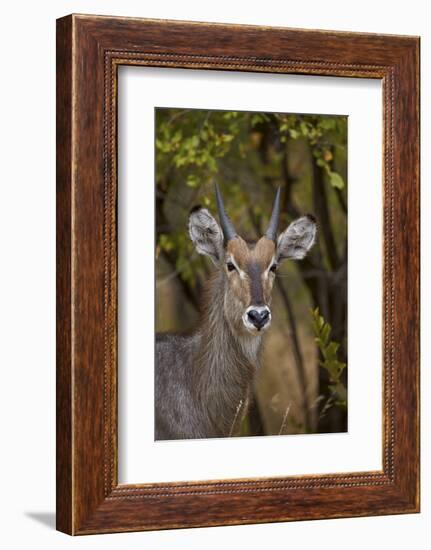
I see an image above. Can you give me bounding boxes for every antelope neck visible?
[193,270,262,433]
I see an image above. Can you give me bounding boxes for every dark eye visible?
[270,263,278,273]
[227,262,236,272]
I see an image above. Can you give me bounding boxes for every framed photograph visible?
[56,14,420,534]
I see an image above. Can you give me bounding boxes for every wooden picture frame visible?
[56,14,420,535]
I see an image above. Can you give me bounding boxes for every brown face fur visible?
[224,236,276,334]
[188,202,317,336]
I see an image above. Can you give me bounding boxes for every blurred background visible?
[155,107,347,436]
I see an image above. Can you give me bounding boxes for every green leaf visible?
[300,121,309,136]
[186,175,199,188]
[310,307,347,411]
[321,324,331,347]
[174,130,182,141]
[251,114,264,127]
[328,171,345,189]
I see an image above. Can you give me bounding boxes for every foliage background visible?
[155,107,348,435]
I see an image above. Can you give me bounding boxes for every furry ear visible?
[188,206,224,263]
[276,215,317,261]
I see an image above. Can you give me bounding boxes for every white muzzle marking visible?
[242,305,272,333]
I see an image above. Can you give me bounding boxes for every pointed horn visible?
[265,187,281,241]
[215,183,237,242]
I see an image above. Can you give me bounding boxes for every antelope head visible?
[188,185,317,336]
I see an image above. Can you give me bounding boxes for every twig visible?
[198,111,211,134]
[318,395,334,421]
[278,404,292,435]
[166,108,189,126]
[228,399,244,437]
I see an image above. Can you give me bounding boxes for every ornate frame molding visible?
[57,15,419,534]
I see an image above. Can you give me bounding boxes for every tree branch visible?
[311,149,340,271]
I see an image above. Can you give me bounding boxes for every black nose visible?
[247,309,270,329]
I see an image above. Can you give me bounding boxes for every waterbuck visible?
[155,185,316,440]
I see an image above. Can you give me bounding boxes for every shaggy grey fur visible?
[155,270,260,440]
